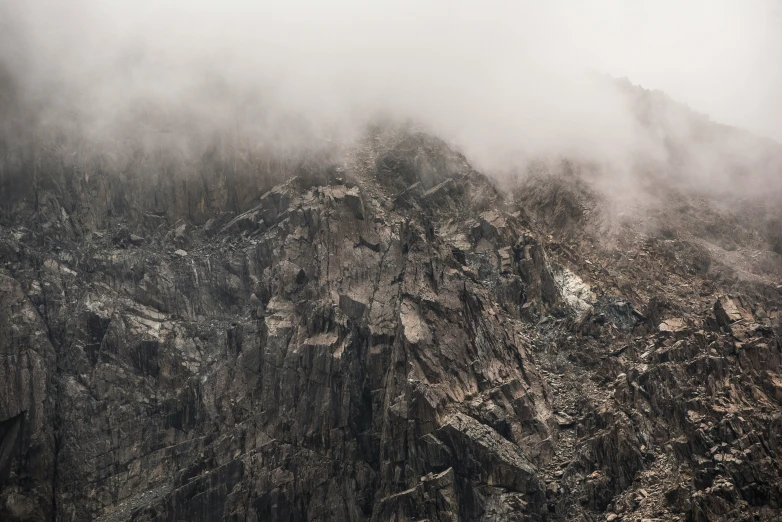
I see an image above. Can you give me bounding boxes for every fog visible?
[1,0,781,190]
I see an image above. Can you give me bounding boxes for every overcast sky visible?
[562,0,782,141]
[2,0,781,159]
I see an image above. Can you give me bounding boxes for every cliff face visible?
[1,125,781,521]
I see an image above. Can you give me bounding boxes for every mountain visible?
[1,85,782,521]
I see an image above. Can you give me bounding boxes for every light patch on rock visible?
[302,332,344,358]
[125,313,163,340]
[400,299,431,345]
[265,297,295,336]
[43,258,77,277]
[551,265,595,315]
[659,318,687,333]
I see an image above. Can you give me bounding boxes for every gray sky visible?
[2,0,781,164]
[562,0,782,141]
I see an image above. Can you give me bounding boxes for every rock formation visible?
[1,117,781,521]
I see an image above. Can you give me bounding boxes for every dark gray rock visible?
[1,129,781,522]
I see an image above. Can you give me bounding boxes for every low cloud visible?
[1,0,780,197]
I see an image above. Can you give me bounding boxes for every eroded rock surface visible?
[1,128,781,521]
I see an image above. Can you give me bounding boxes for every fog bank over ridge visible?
[1,0,781,185]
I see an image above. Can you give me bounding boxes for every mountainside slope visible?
[1,117,782,522]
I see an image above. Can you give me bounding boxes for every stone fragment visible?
[658,318,687,333]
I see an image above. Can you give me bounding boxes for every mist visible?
[1,0,781,195]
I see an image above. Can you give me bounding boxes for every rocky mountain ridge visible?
[1,111,782,522]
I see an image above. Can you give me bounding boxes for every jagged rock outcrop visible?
[1,127,781,521]
[0,270,56,521]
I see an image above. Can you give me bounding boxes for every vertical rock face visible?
[1,129,781,521]
[0,272,56,521]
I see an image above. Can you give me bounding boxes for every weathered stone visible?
[344,187,366,220]
[659,317,687,333]
[1,127,781,522]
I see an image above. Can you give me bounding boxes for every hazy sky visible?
[2,0,781,160]
[565,0,782,141]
